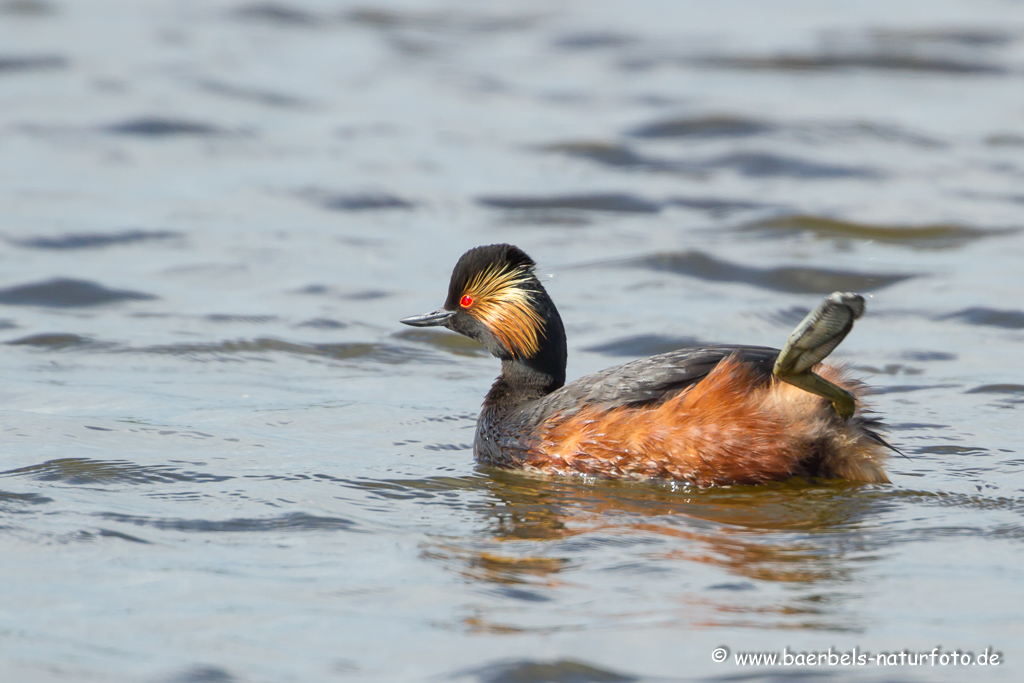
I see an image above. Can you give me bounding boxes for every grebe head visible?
[401,244,566,386]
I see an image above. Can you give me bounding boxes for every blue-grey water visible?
[2,1,1023,681]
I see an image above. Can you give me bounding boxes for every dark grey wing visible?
[517,345,780,425]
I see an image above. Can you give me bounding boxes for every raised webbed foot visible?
[773,292,865,420]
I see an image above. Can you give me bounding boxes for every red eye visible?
[460,294,474,308]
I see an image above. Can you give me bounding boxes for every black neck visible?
[484,359,563,410]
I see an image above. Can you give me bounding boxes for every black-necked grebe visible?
[401,244,890,486]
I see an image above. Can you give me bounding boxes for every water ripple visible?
[10,229,181,250]
[966,384,1024,395]
[97,511,358,533]
[540,141,685,173]
[198,79,309,108]
[302,189,415,212]
[699,52,1006,75]
[343,7,538,32]
[741,214,1009,249]
[667,196,777,216]
[0,278,157,307]
[132,338,433,364]
[542,143,877,179]
[705,152,879,179]
[942,307,1024,329]
[478,193,661,214]
[0,54,66,72]
[1,458,233,485]
[231,3,324,26]
[6,333,99,349]
[582,334,705,357]
[104,117,233,137]
[0,490,53,511]
[0,2,56,17]
[554,32,638,50]
[618,251,913,294]
[393,329,487,357]
[873,27,1015,48]
[4,332,440,366]
[447,659,638,683]
[628,114,772,139]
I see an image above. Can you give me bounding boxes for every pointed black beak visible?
[400,308,455,327]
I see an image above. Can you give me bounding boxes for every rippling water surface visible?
[2,1,1023,681]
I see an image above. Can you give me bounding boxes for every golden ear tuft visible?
[462,264,544,357]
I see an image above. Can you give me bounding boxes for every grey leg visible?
[773,292,865,420]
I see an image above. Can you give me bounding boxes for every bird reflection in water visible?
[406,469,889,634]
